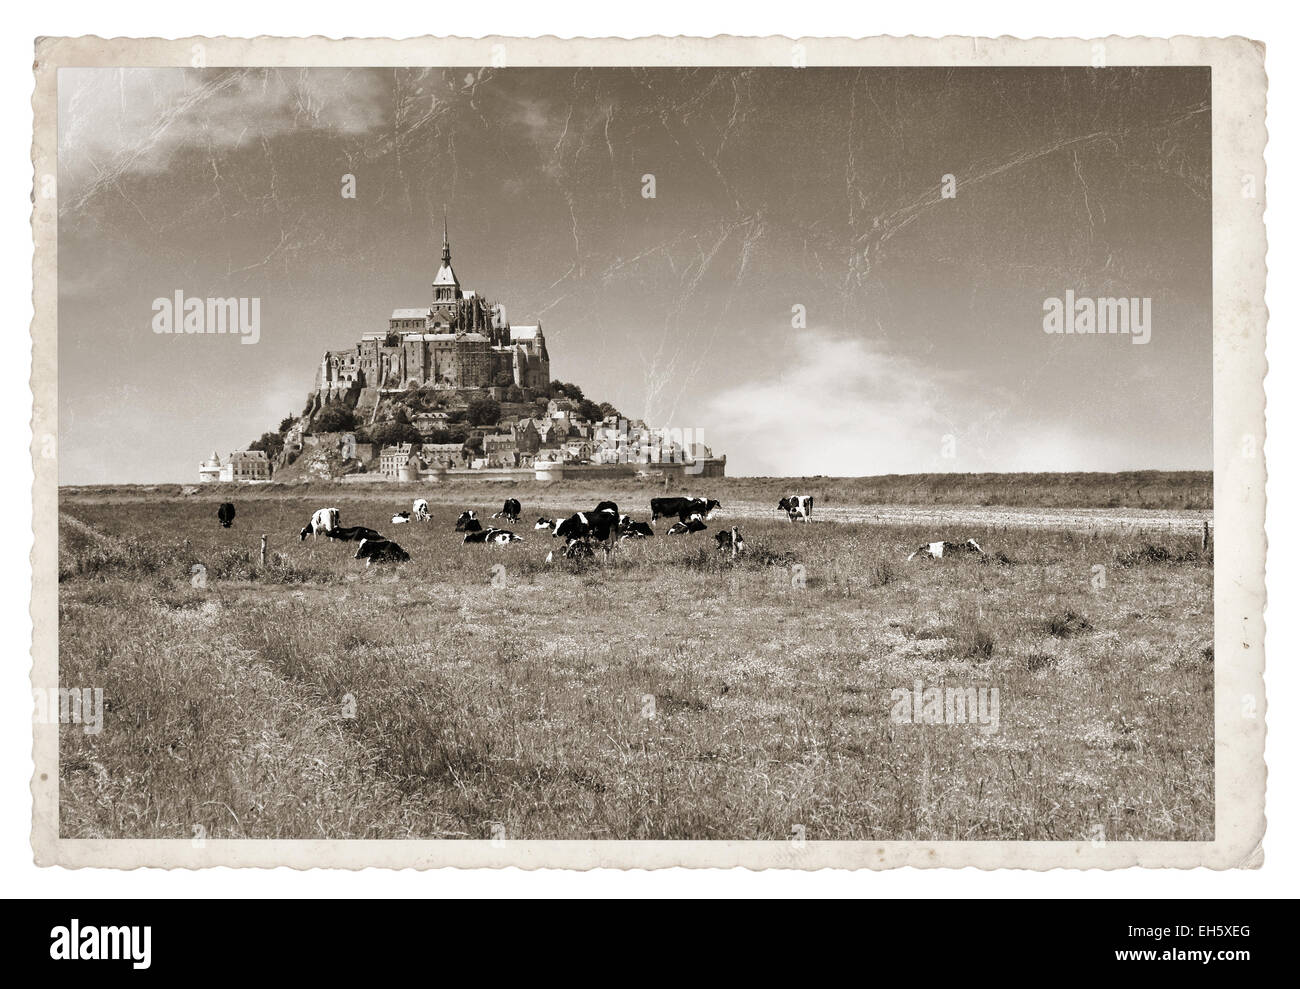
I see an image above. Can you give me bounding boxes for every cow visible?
[300,507,341,540]
[391,511,411,525]
[492,498,523,523]
[619,520,654,539]
[455,510,481,532]
[778,495,814,522]
[553,511,617,543]
[412,498,430,520]
[462,528,498,544]
[593,500,619,519]
[715,527,746,555]
[907,538,985,561]
[327,525,383,543]
[650,497,722,522]
[667,518,708,535]
[354,538,410,565]
[534,517,556,531]
[216,502,236,528]
[488,529,523,545]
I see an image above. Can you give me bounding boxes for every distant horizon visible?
[58,467,1214,488]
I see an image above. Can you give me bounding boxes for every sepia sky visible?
[56,66,1211,482]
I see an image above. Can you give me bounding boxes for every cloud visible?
[57,68,389,213]
[704,332,1118,476]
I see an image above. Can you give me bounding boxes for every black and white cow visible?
[778,495,814,522]
[327,525,383,543]
[216,502,236,528]
[391,511,411,525]
[667,518,708,535]
[488,529,523,545]
[354,538,410,565]
[619,520,654,539]
[715,527,746,555]
[534,516,556,531]
[553,511,617,543]
[650,497,722,522]
[455,511,482,533]
[907,538,984,561]
[300,507,341,540]
[412,498,430,520]
[593,501,619,519]
[462,528,498,544]
[492,498,523,523]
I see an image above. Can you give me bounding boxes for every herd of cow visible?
[213,493,985,566]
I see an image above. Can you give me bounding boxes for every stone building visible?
[316,220,550,401]
[379,442,421,477]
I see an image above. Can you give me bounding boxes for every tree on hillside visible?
[249,431,285,460]
[550,380,584,402]
[598,402,621,421]
[312,403,355,433]
[362,421,422,447]
[278,416,295,434]
[392,406,411,425]
[467,397,502,426]
[578,399,604,423]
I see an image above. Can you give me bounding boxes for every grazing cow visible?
[619,520,654,539]
[778,495,814,522]
[455,510,481,532]
[216,502,236,528]
[650,497,722,522]
[667,518,708,535]
[300,507,341,540]
[327,525,383,543]
[412,498,430,520]
[715,527,746,555]
[553,511,617,543]
[354,538,410,565]
[391,511,411,525]
[491,498,522,523]
[907,538,985,561]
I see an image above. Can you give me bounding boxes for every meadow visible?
[56,480,1214,842]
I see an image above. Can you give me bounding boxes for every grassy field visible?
[56,483,1214,841]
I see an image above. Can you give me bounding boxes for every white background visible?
[2,1,1291,898]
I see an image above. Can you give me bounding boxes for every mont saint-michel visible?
[200,222,724,484]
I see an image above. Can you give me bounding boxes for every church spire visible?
[431,209,462,307]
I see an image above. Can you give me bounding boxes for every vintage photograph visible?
[31,36,1266,868]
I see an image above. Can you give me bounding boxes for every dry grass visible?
[56,489,1214,841]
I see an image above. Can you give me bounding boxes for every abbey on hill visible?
[313,219,551,405]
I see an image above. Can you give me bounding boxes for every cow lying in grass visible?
[327,525,383,543]
[667,518,708,535]
[354,538,410,565]
[455,511,482,532]
[463,527,523,545]
[907,539,984,561]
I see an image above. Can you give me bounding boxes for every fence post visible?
[1202,520,1210,552]
[260,534,268,567]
